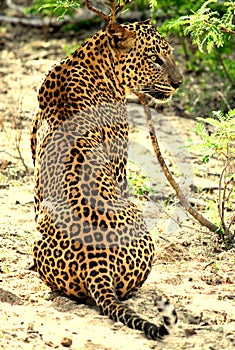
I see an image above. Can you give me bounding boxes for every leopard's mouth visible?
[141,85,175,103]
[145,89,172,102]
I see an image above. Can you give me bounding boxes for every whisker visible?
[140,85,174,93]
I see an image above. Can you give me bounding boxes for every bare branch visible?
[85,0,110,22]
[85,1,133,23]
[14,96,29,174]
[136,92,225,237]
[220,26,235,36]
[218,158,234,232]
[225,214,235,236]
[115,1,133,18]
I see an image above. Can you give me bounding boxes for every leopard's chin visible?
[145,90,173,104]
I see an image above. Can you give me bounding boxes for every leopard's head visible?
[107,20,183,102]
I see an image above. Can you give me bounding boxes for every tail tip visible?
[155,295,178,327]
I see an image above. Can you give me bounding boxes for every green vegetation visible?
[128,166,155,197]
[25,0,80,19]
[168,0,234,53]
[166,0,235,85]
[189,109,235,237]
[191,110,235,164]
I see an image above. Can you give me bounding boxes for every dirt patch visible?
[0,13,235,350]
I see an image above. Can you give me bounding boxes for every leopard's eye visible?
[151,55,164,66]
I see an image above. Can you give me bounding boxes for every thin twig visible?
[220,26,235,36]
[225,213,235,237]
[203,261,214,270]
[218,158,234,232]
[15,97,29,173]
[85,0,110,22]
[216,49,235,87]
[152,197,213,235]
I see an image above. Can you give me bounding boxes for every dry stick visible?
[226,213,235,237]
[219,158,234,232]
[15,98,29,173]
[85,0,110,22]
[136,93,223,236]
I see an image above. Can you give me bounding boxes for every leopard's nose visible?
[171,80,183,89]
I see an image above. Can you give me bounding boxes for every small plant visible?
[192,109,235,163]
[212,261,220,272]
[128,165,155,197]
[128,173,154,197]
[189,109,235,237]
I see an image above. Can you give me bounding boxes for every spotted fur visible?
[31,20,182,340]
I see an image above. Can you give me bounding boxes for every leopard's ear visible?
[106,23,133,51]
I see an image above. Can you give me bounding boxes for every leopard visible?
[31,17,182,340]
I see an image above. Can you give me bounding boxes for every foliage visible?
[146,0,158,18]
[26,0,80,19]
[147,0,158,9]
[168,0,235,53]
[189,109,235,238]
[150,0,234,241]
[192,109,235,163]
[128,161,155,197]
[63,41,83,55]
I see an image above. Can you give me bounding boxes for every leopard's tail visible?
[87,280,177,340]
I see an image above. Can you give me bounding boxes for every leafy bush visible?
[192,109,235,163]
[25,0,80,19]
[159,0,234,118]
[168,0,235,53]
[188,109,235,237]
